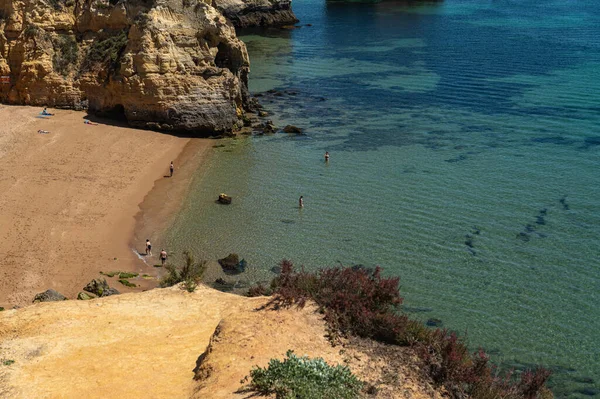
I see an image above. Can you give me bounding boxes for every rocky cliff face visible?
[213,0,298,29]
[0,0,250,134]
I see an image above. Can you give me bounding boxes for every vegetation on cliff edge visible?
[241,350,363,399]
[160,250,207,292]
[253,261,552,399]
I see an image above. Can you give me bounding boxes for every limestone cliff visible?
[0,0,250,134]
[213,0,298,29]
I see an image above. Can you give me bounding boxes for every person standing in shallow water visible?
[325,151,330,162]
[169,161,174,177]
[145,239,152,256]
[299,196,304,208]
[160,249,168,266]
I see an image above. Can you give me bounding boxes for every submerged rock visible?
[283,125,303,134]
[219,253,240,270]
[426,318,443,327]
[33,289,67,303]
[218,253,247,274]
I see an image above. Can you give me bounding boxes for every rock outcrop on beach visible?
[214,0,298,28]
[32,289,66,302]
[0,0,250,134]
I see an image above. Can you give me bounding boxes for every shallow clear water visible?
[164,1,600,396]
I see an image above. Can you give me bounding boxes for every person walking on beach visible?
[160,249,168,266]
[169,161,174,177]
[325,151,330,162]
[145,239,152,256]
[299,196,304,208]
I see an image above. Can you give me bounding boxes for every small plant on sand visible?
[2,359,15,366]
[118,272,138,279]
[159,250,206,292]
[241,350,363,399]
[118,279,136,288]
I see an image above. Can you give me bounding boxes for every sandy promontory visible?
[0,105,210,307]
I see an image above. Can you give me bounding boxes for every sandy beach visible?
[0,105,211,307]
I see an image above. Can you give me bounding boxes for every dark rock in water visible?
[305,23,313,27]
[282,125,303,134]
[465,236,474,248]
[536,215,546,225]
[219,253,240,269]
[218,254,246,274]
[517,232,530,242]
[539,208,547,215]
[582,136,600,149]
[83,278,120,297]
[531,136,575,145]
[212,278,236,292]
[258,110,269,117]
[217,193,232,205]
[524,224,536,233]
[271,265,282,274]
[33,289,67,303]
[575,388,600,397]
[426,318,443,327]
[445,154,467,163]
[572,377,595,384]
[281,219,295,224]
[260,120,277,134]
[402,306,433,313]
[559,196,570,210]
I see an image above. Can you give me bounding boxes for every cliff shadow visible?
[81,111,227,139]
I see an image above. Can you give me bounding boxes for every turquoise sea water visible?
[164,1,600,396]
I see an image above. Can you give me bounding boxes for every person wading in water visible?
[160,249,168,266]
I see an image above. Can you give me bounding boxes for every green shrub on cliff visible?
[159,250,206,292]
[265,261,553,399]
[241,350,362,399]
[83,30,128,72]
[53,34,78,76]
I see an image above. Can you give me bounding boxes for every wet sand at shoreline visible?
[0,105,211,307]
[131,137,214,275]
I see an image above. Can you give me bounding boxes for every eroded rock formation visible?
[214,0,298,28]
[0,0,250,134]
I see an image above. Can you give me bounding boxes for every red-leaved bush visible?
[267,260,553,399]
